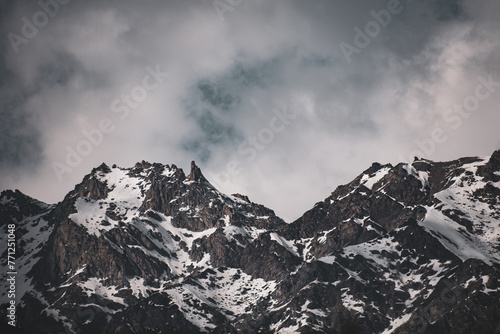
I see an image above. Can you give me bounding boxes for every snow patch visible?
[78,278,127,306]
[420,207,496,264]
[360,167,391,190]
[381,313,412,334]
[70,198,112,236]
[128,277,149,298]
[270,233,300,257]
[403,163,429,191]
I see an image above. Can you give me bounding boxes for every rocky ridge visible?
[1,151,499,333]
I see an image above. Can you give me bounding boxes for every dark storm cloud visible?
[181,55,292,161]
[431,0,465,21]
[0,1,41,177]
[35,53,77,87]
[0,94,42,171]
[0,0,499,220]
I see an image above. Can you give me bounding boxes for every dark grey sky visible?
[1,0,499,221]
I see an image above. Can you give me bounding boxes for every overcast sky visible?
[1,0,499,221]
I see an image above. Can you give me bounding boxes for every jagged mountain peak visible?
[0,189,48,208]
[477,149,500,182]
[1,151,499,334]
[188,160,207,183]
[0,189,51,226]
[59,160,285,236]
[67,160,193,202]
[282,151,500,262]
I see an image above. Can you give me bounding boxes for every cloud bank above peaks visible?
[1,0,499,221]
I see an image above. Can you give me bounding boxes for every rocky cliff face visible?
[1,152,499,333]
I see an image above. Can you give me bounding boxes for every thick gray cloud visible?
[1,0,499,221]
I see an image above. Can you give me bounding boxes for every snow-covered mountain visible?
[1,151,499,333]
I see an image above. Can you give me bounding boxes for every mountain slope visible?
[1,152,499,333]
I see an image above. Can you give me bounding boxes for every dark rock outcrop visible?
[1,151,499,333]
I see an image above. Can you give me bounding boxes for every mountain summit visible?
[1,152,499,333]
